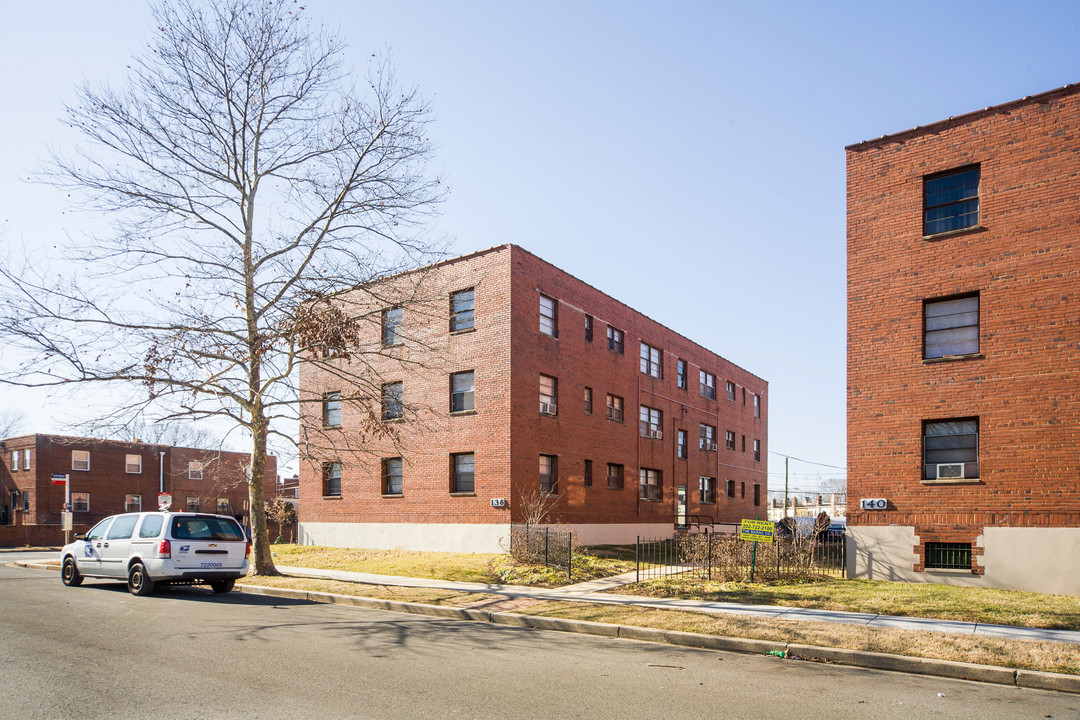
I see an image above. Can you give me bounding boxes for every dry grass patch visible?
[625,577,1080,630]
[524,601,1080,676]
[238,574,499,607]
[268,545,500,583]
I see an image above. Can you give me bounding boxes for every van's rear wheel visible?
[210,579,235,594]
[128,562,155,596]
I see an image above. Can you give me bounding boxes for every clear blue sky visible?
[2,1,1078,489]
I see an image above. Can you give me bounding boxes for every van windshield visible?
[171,516,245,541]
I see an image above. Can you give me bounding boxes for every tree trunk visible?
[247,410,278,575]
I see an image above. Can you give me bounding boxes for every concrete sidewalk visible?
[276,565,1080,646]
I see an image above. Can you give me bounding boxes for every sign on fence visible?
[740,519,775,543]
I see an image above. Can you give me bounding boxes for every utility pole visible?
[784,456,789,519]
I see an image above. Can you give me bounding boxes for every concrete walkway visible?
[276,565,1080,645]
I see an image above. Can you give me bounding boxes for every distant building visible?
[299,245,768,552]
[846,84,1080,595]
[0,434,276,531]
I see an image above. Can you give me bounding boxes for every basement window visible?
[925,542,972,570]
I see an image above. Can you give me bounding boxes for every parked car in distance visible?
[60,511,250,596]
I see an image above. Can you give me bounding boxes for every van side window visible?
[106,514,139,540]
[139,514,164,539]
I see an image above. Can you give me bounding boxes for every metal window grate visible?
[925,542,972,570]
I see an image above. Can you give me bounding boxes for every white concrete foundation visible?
[849,525,1080,596]
[562,523,683,545]
[298,522,510,554]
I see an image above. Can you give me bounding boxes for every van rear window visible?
[171,516,245,541]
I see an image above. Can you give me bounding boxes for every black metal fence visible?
[509,523,574,580]
[636,531,846,583]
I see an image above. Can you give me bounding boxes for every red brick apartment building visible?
[0,434,276,536]
[846,84,1080,595]
[299,245,768,552]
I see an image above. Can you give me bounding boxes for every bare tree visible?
[0,409,25,439]
[0,0,445,574]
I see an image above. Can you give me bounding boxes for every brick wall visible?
[299,244,769,533]
[846,86,1080,553]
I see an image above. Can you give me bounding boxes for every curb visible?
[236,583,1080,695]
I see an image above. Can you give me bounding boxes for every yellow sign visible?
[740,519,775,543]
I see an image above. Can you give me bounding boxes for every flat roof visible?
[845,82,1080,151]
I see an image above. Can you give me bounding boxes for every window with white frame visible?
[639,405,662,438]
[677,359,687,389]
[539,454,558,494]
[606,394,624,422]
[700,370,716,400]
[640,342,662,379]
[699,424,716,451]
[125,494,142,512]
[677,429,688,459]
[72,492,90,513]
[451,453,474,493]
[584,386,593,414]
[585,314,593,342]
[539,295,558,337]
[450,288,475,332]
[726,381,736,400]
[451,371,475,413]
[754,393,761,418]
[188,461,203,480]
[217,498,231,514]
[9,450,17,472]
[607,463,624,490]
[383,457,403,495]
[699,477,716,504]
[125,454,142,474]
[186,496,200,512]
[639,468,662,501]
[323,391,342,426]
[72,450,90,471]
[382,306,404,346]
[607,326,624,354]
[539,375,558,415]
[23,450,30,470]
[754,439,761,462]
[725,430,736,450]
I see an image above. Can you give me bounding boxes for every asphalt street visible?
[1,561,1078,720]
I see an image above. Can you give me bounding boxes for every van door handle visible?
[102,543,109,548]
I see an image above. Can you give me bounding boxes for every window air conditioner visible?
[649,429,663,440]
[936,462,965,479]
[540,401,557,415]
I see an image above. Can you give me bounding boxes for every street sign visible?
[51,473,69,486]
[62,512,73,532]
[740,519,775,544]
[158,492,173,511]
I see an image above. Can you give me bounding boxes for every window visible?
[23,492,29,513]
[607,326,624,354]
[450,288,475,332]
[451,453,475,493]
[923,418,979,480]
[539,295,558,337]
[639,468,661,502]
[606,394,624,422]
[217,498,231,514]
[699,424,716,451]
[924,294,979,359]
[754,393,761,418]
[23,450,30,470]
[699,477,716,504]
[725,430,736,450]
[584,386,593,414]
[753,439,761,462]
[677,359,687,389]
[72,450,90,471]
[539,454,558,494]
[925,542,972,570]
[753,484,761,506]
[741,481,746,499]
[383,457,403,495]
[606,463,624,490]
[677,429,688,459]
[700,370,716,400]
[726,381,736,401]
[451,371,475,413]
[539,375,558,415]
[188,461,203,480]
[72,492,90,513]
[585,314,593,342]
[742,435,746,452]
[924,166,979,236]
[9,450,16,471]
[323,462,342,496]
[382,306,403,346]
[139,514,164,539]
[323,391,342,426]
[382,381,404,420]
[726,479,735,498]
[583,459,593,487]
[742,388,746,406]
[639,405,662,438]
[186,496,200,512]
[640,342,662,379]
[107,514,139,540]
[125,454,142,474]
[125,494,142,512]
